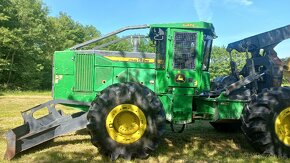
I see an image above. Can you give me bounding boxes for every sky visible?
[43,0,290,58]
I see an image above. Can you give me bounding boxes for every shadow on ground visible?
[12,135,110,163]
[150,121,257,162]
[9,121,263,162]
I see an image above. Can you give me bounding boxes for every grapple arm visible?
[226,24,290,53]
[4,100,91,160]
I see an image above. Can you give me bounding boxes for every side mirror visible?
[151,28,165,41]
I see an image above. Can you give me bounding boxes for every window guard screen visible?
[173,32,197,69]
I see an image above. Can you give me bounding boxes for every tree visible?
[209,46,246,80]
[0,0,101,90]
[48,13,101,51]
[0,0,49,89]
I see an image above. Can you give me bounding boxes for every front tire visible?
[241,87,290,157]
[87,82,166,160]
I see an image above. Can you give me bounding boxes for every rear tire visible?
[87,82,166,160]
[241,86,290,157]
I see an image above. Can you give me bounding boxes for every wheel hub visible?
[106,104,147,144]
[275,107,290,146]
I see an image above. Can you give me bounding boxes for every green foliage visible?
[209,46,246,80]
[101,36,132,51]
[0,0,101,90]
[0,0,49,90]
[99,36,154,52]
[138,39,155,53]
[48,13,101,51]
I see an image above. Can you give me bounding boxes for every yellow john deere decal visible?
[177,75,185,82]
[106,104,147,144]
[175,74,186,83]
[275,107,290,146]
[105,56,154,63]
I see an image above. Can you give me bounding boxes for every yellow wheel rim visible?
[106,104,147,144]
[275,107,290,146]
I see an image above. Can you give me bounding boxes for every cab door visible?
[167,29,201,93]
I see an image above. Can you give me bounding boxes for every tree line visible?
[0,0,100,90]
[0,0,141,90]
[0,0,288,90]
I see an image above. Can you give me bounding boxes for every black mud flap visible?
[4,99,91,160]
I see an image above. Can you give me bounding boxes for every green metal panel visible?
[193,93,247,122]
[74,53,94,92]
[213,93,247,121]
[113,67,128,83]
[54,51,74,75]
[53,51,75,99]
[53,75,75,99]
[128,68,155,91]
[158,95,173,121]
[95,54,155,69]
[194,97,216,120]
[158,93,193,123]
[94,67,113,91]
[172,95,193,123]
[200,71,211,91]
[95,55,113,66]
[155,70,168,93]
[172,87,196,95]
[215,101,245,120]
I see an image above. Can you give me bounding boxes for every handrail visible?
[71,24,149,50]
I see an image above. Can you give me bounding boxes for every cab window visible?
[150,28,166,69]
[202,35,213,71]
[155,36,166,69]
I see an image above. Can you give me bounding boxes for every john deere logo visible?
[175,74,186,83]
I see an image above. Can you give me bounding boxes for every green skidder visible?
[5,22,290,160]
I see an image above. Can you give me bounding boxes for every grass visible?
[0,90,51,96]
[1,92,290,163]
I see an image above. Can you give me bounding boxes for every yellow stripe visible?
[104,56,155,63]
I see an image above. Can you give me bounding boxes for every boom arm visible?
[227,24,290,53]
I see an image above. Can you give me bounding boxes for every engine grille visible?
[74,53,94,92]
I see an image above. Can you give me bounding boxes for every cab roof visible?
[150,21,216,37]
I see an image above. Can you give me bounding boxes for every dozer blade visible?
[4,99,91,160]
